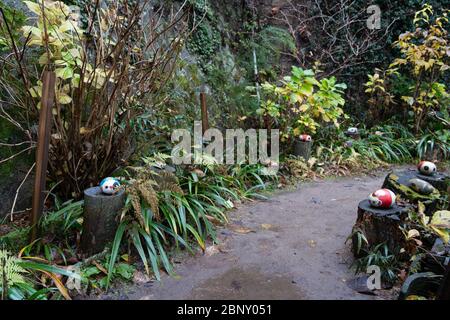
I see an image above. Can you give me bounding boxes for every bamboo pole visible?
[200,92,209,135]
[30,71,56,242]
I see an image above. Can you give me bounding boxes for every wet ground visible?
[99,171,400,300]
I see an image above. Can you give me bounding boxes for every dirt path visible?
[101,171,399,300]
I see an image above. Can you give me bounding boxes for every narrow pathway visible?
[103,171,398,300]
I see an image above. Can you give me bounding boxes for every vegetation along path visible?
[97,170,403,301]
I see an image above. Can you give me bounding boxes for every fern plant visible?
[0,249,27,298]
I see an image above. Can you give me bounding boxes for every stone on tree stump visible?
[415,171,449,193]
[81,187,125,255]
[294,140,312,161]
[352,199,410,258]
[382,171,444,216]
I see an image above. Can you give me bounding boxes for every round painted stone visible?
[347,127,358,135]
[299,134,312,142]
[344,140,354,148]
[408,178,436,195]
[100,177,121,195]
[368,189,396,209]
[417,161,437,176]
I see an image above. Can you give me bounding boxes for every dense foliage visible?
[0,0,448,300]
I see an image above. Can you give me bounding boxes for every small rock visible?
[133,270,152,284]
[347,276,377,295]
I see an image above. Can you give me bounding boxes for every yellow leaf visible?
[29,86,41,98]
[229,225,255,234]
[41,271,72,300]
[23,1,42,15]
[261,224,273,230]
[406,295,427,300]
[407,229,420,239]
[299,104,309,112]
[430,227,449,244]
[57,94,72,105]
[59,20,75,33]
[430,211,450,229]
[79,127,91,135]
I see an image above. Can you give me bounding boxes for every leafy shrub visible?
[417,130,449,160]
[257,66,347,145]
[106,154,272,288]
[365,5,449,134]
[352,243,399,284]
[0,0,189,197]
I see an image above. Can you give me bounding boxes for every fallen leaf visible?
[407,229,420,239]
[229,225,255,234]
[261,224,273,230]
[133,270,152,284]
[308,240,317,248]
[398,269,407,281]
[406,295,427,300]
[205,245,220,256]
[430,211,450,229]
[92,260,108,275]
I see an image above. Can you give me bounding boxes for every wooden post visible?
[200,92,209,135]
[30,71,56,242]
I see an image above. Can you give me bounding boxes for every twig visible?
[43,180,63,206]
[0,8,36,108]
[0,141,34,147]
[76,248,110,269]
[0,146,34,165]
[10,162,36,222]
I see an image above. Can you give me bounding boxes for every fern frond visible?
[0,250,27,288]
[152,171,184,194]
[137,181,160,220]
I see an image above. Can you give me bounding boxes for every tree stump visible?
[352,199,410,257]
[382,171,444,216]
[294,140,312,161]
[81,187,125,255]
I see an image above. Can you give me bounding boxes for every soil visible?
[94,170,405,300]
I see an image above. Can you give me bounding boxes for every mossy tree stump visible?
[382,171,444,216]
[352,199,411,258]
[81,187,125,255]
